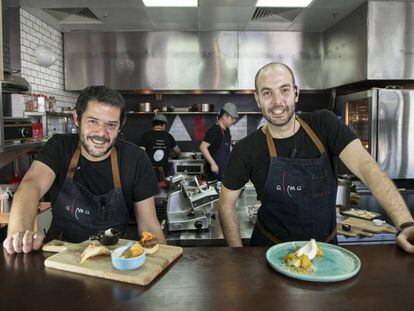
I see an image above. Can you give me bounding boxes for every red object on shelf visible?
[9,172,22,184]
[193,115,206,141]
[32,119,44,139]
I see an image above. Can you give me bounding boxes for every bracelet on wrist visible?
[397,221,414,235]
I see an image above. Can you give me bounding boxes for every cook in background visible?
[139,114,181,182]
[199,103,239,181]
[219,62,414,254]
[3,86,165,254]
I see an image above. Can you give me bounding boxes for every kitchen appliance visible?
[167,175,219,231]
[337,88,414,179]
[169,152,204,176]
[138,102,153,112]
[2,117,33,142]
[336,175,353,209]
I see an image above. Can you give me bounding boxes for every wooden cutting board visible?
[342,217,397,234]
[336,223,374,238]
[43,239,183,286]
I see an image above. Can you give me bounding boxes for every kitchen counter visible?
[1,245,413,310]
[165,187,411,246]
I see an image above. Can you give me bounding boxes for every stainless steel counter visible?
[164,187,414,247]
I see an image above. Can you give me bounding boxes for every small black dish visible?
[89,228,121,245]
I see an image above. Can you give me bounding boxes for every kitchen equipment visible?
[341,217,397,234]
[340,208,380,220]
[43,239,183,286]
[138,102,153,112]
[169,156,204,176]
[336,223,374,237]
[336,175,353,209]
[2,117,33,142]
[337,88,414,179]
[167,176,219,231]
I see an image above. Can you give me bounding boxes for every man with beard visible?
[3,86,165,254]
[219,62,414,254]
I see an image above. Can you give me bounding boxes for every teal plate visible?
[266,241,361,282]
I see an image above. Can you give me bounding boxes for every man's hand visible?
[211,163,219,174]
[2,230,44,254]
[396,227,414,254]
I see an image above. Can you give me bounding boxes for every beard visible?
[261,103,295,127]
[79,127,118,158]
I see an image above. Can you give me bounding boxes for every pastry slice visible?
[80,244,111,264]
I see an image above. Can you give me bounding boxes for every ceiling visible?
[18,0,411,32]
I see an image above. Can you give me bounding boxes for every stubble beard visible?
[262,105,295,127]
[79,128,117,158]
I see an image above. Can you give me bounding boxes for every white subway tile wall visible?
[20,9,78,110]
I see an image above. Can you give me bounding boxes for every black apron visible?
[207,125,231,181]
[250,116,338,246]
[46,146,130,243]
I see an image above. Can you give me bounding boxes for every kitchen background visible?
[0,0,414,184]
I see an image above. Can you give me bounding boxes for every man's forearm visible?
[361,161,413,227]
[219,201,243,247]
[7,180,42,234]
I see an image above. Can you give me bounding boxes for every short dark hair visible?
[75,85,126,126]
[254,62,296,92]
[218,110,229,119]
[153,120,166,127]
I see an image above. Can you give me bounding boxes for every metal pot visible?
[138,102,153,112]
[336,176,353,209]
[193,103,214,112]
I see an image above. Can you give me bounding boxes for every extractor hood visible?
[1,71,31,94]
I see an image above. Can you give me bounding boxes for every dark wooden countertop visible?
[1,245,413,310]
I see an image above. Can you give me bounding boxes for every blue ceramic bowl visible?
[111,244,146,270]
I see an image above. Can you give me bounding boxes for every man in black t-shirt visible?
[139,114,180,181]
[199,102,239,181]
[4,86,165,254]
[219,62,414,254]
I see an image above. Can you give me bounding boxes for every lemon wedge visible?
[295,238,318,260]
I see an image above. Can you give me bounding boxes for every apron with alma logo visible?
[250,116,338,246]
[46,145,129,243]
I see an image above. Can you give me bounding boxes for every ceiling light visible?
[256,0,313,8]
[142,0,198,7]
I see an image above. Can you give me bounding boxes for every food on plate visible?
[80,244,111,264]
[283,239,323,274]
[140,231,159,255]
[122,242,144,259]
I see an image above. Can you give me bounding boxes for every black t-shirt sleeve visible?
[167,133,177,149]
[314,110,358,155]
[203,125,221,146]
[132,151,159,202]
[35,134,71,177]
[222,141,251,190]
[138,133,148,148]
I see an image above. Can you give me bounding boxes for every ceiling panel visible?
[145,7,198,23]
[90,7,150,23]
[19,0,377,32]
[199,7,254,24]
[199,0,257,7]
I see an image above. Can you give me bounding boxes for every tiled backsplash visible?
[19,9,77,110]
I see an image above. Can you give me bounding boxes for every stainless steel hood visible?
[2,71,31,94]
[63,2,414,91]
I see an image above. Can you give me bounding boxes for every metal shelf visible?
[126,111,261,115]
